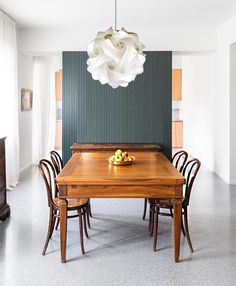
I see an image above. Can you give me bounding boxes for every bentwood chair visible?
[148,158,201,252]
[142,150,188,220]
[50,150,93,227]
[39,159,90,255]
[50,150,63,175]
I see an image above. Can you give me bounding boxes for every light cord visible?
[115,0,117,31]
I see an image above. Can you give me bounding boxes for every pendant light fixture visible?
[87,0,146,89]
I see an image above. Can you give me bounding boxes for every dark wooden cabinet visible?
[71,143,162,153]
[0,137,10,221]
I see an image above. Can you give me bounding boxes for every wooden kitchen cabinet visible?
[172,69,182,101]
[55,70,62,101]
[55,120,62,150]
[172,120,183,148]
[55,70,62,150]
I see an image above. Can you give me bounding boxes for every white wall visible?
[17,27,216,53]
[181,53,216,172]
[18,53,34,171]
[215,14,236,183]
[174,13,236,184]
[18,53,62,172]
[230,44,236,183]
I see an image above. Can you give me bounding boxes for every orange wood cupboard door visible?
[55,70,62,150]
[55,71,62,101]
[172,120,183,148]
[172,69,182,101]
[55,120,62,150]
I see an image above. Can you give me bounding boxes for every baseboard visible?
[212,171,229,184]
[20,164,32,173]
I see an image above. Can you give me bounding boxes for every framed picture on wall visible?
[21,88,33,111]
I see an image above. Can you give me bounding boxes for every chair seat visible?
[54,197,89,209]
[148,198,175,208]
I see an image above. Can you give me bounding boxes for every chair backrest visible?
[172,150,188,173]
[38,159,58,208]
[50,151,63,175]
[182,158,201,207]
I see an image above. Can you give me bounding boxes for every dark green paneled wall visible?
[62,51,172,162]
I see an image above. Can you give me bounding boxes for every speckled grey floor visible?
[1,165,236,286]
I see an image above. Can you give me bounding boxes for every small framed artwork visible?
[21,88,33,111]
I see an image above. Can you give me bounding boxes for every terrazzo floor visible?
[1,165,236,286]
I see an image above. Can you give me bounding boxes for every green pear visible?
[115,154,122,162]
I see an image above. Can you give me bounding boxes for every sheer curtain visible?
[0,11,19,187]
[32,57,56,164]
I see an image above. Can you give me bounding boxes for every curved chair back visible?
[50,151,63,175]
[38,159,58,208]
[172,150,188,173]
[182,158,201,207]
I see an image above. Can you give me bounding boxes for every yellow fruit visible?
[115,149,122,156]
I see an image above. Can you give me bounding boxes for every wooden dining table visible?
[56,149,185,263]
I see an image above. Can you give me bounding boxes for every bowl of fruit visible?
[108,149,135,166]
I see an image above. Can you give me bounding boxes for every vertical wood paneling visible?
[62,51,172,162]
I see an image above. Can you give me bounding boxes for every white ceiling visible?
[1,0,236,29]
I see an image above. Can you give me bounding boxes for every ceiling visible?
[1,0,236,29]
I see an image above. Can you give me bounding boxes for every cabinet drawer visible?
[0,142,5,159]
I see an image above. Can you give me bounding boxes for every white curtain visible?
[0,11,19,187]
[32,57,56,164]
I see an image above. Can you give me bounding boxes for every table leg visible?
[173,199,182,263]
[59,199,67,263]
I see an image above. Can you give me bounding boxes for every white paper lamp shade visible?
[87,27,146,89]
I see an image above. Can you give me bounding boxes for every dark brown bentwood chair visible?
[142,150,188,220]
[39,159,90,255]
[50,151,93,227]
[148,158,201,252]
[50,150,63,175]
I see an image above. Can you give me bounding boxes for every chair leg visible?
[88,201,92,218]
[169,208,173,218]
[78,209,85,255]
[49,216,56,239]
[183,208,193,252]
[55,217,60,230]
[143,198,147,220]
[153,206,159,251]
[148,205,152,233]
[86,206,91,229]
[149,206,155,236]
[83,209,89,238]
[42,208,55,255]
